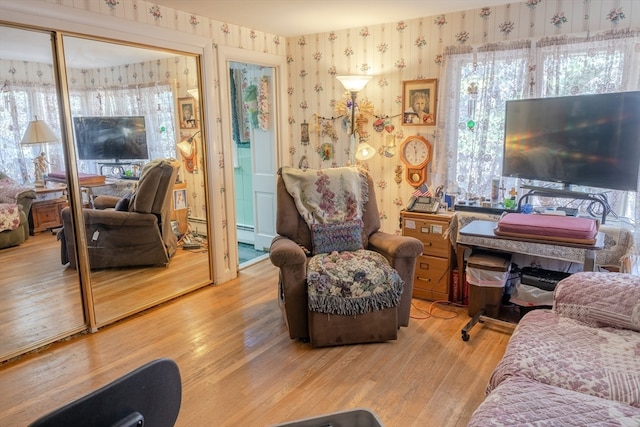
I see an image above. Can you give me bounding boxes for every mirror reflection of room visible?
[0,26,213,362]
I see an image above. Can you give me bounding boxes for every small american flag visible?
[412,184,432,197]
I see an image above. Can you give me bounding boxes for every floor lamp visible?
[21,116,59,187]
[336,75,376,163]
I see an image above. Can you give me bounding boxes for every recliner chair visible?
[269,167,423,347]
[59,159,179,269]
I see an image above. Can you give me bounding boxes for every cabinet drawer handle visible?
[424,242,432,247]
[416,276,431,283]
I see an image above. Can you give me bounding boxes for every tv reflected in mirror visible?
[73,116,149,162]
[502,91,640,192]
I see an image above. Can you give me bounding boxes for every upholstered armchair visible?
[0,172,36,249]
[270,166,423,347]
[59,159,179,269]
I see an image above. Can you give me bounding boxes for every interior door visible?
[250,68,276,252]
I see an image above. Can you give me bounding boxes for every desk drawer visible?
[413,255,450,299]
[402,218,450,257]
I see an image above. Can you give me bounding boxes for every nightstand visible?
[401,211,455,301]
[29,184,68,234]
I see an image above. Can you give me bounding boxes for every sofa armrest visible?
[554,271,640,332]
[368,231,423,260]
[269,235,309,339]
[82,208,158,227]
[93,195,120,210]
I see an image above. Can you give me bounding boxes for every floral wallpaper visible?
[18,0,640,241]
[283,0,640,234]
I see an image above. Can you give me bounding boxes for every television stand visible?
[99,162,134,178]
[517,185,609,224]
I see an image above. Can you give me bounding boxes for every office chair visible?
[29,358,181,427]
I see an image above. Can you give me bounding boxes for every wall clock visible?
[399,135,432,187]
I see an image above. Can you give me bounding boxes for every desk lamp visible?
[336,75,375,162]
[21,116,59,187]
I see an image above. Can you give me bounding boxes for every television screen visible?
[502,91,640,192]
[73,116,149,161]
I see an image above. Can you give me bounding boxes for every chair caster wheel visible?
[461,331,470,341]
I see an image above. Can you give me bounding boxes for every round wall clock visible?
[399,135,432,187]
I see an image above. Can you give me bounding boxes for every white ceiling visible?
[153,0,514,37]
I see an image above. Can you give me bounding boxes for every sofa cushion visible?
[554,271,640,332]
[0,203,21,232]
[307,249,403,316]
[0,177,33,204]
[115,191,133,212]
[488,309,640,408]
[470,376,640,426]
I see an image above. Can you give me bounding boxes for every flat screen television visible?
[502,91,640,192]
[73,116,149,161]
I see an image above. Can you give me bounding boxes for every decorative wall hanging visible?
[300,121,309,145]
[177,130,199,173]
[258,76,270,131]
[320,142,334,161]
[178,97,198,129]
[243,84,259,129]
[402,79,438,126]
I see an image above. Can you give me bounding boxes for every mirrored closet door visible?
[0,25,85,362]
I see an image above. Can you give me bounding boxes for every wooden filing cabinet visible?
[171,181,189,235]
[401,211,455,301]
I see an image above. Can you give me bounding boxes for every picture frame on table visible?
[402,79,437,126]
[178,97,198,129]
[173,188,187,210]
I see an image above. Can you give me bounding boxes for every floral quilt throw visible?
[307,250,404,316]
[0,203,21,232]
[280,166,368,227]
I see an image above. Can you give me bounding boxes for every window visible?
[441,30,640,222]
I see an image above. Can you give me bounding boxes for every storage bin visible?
[272,408,383,427]
[466,251,511,318]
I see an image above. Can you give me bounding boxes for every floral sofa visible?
[0,172,36,249]
[468,271,640,426]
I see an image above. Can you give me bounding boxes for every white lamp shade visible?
[21,118,58,145]
[355,141,376,161]
[336,75,372,93]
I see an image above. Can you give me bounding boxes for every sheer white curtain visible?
[0,84,64,184]
[536,30,640,272]
[439,29,640,272]
[69,84,178,174]
[439,42,531,199]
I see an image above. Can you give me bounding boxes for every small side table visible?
[29,184,68,234]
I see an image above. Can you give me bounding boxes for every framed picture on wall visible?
[173,188,187,210]
[178,97,198,129]
[402,79,437,126]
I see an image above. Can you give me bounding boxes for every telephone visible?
[406,196,440,213]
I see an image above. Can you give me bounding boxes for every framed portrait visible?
[178,97,198,129]
[173,188,187,210]
[402,79,438,126]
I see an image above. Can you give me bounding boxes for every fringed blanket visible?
[307,250,404,316]
[280,166,368,227]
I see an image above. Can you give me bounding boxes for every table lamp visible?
[21,116,59,187]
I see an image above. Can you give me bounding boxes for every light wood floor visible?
[0,259,512,426]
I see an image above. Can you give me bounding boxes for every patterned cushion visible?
[470,376,640,426]
[307,249,403,316]
[311,219,363,255]
[0,178,32,204]
[554,272,640,332]
[0,203,21,232]
[488,309,640,408]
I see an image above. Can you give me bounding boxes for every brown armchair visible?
[269,167,423,347]
[59,159,179,269]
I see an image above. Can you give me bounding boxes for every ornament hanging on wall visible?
[299,155,309,170]
[301,121,309,145]
[320,142,334,161]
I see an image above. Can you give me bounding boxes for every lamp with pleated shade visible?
[21,116,59,187]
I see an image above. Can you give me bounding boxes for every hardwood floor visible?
[0,259,512,426]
